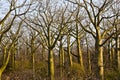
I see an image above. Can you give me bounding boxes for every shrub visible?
[66,62,85,79]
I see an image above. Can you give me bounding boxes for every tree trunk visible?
[86,37,91,74]
[98,47,104,80]
[61,47,64,67]
[12,51,15,69]
[117,37,120,72]
[0,46,11,80]
[76,21,84,71]
[59,43,64,78]
[95,40,104,80]
[48,49,54,80]
[59,37,64,67]
[114,37,118,70]
[67,35,72,66]
[77,38,84,72]
[30,37,36,80]
[111,47,115,68]
[108,40,114,68]
[3,46,7,64]
[32,52,35,80]
[11,43,16,69]
[108,40,112,62]
[0,70,2,80]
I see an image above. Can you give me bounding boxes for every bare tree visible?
[67,0,120,79]
[0,20,23,79]
[0,0,32,79]
[24,1,74,79]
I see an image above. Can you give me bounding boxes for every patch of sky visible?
[0,0,10,19]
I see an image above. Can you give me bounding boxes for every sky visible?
[0,0,33,20]
[0,0,9,19]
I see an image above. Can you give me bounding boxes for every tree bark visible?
[3,46,7,64]
[98,47,104,80]
[32,52,35,80]
[67,35,72,66]
[59,40,64,77]
[48,49,54,80]
[86,37,91,74]
[114,37,118,70]
[30,36,36,80]
[0,70,2,80]
[77,38,84,72]
[117,37,120,72]
[108,40,113,63]
[11,43,16,69]
[95,40,104,80]
[0,46,11,80]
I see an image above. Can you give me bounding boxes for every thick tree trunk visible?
[86,37,91,74]
[59,44,64,78]
[67,35,72,66]
[118,50,120,72]
[108,40,114,68]
[114,37,118,70]
[0,70,2,80]
[95,40,104,80]
[98,47,104,80]
[59,37,64,67]
[108,40,112,62]
[77,38,84,72]
[76,22,84,71]
[117,37,120,72]
[110,39,115,68]
[111,47,115,67]
[48,49,54,80]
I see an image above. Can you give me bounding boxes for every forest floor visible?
[2,61,120,80]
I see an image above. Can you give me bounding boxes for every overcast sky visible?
[0,0,10,19]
